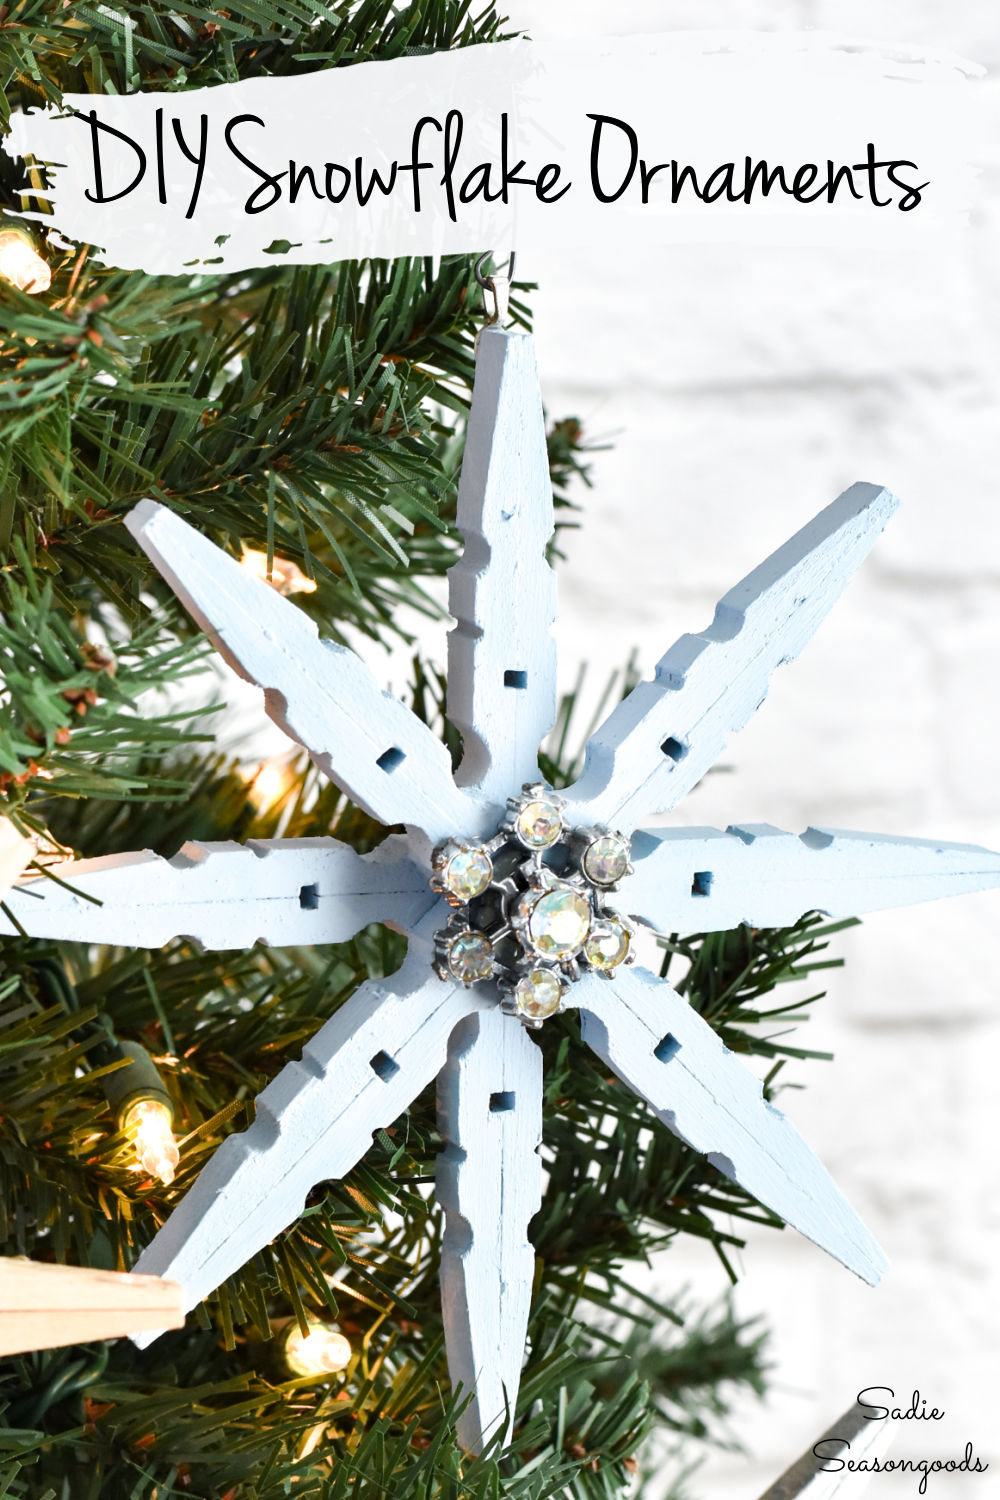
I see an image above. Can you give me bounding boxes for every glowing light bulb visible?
[240,548,317,596]
[250,759,293,806]
[122,1098,180,1185]
[0,229,51,294]
[284,1317,352,1378]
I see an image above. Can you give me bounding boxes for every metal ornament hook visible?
[474,251,516,327]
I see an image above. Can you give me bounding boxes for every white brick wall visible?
[507,4,1000,1495]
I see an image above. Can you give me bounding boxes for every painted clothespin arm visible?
[132,918,484,1343]
[126,501,489,850]
[0,1259,183,1355]
[0,837,434,949]
[567,483,898,832]
[437,1006,544,1453]
[447,326,558,805]
[573,966,887,1284]
[623,824,1000,934]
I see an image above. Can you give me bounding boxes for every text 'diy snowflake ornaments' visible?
[5,305,1000,1455]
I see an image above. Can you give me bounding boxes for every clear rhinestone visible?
[526,887,592,959]
[447,931,494,983]
[515,969,564,1020]
[582,834,630,887]
[515,797,563,849]
[584,919,630,973]
[441,845,492,901]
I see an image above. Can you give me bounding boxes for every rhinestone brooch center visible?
[430,784,635,1027]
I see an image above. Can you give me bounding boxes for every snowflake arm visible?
[132,912,484,1342]
[0,837,432,948]
[572,965,887,1285]
[566,482,898,832]
[126,501,490,850]
[437,1006,543,1452]
[447,327,558,805]
[622,824,1000,933]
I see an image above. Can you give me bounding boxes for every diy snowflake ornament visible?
[5,323,1000,1455]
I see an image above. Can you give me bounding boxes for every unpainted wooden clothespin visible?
[0,1259,183,1356]
[0,818,34,898]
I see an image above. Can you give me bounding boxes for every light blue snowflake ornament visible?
[7,316,1000,1454]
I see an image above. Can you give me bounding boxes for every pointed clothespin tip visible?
[0,1259,184,1356]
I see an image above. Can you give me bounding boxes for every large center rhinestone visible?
[526,887,592,959]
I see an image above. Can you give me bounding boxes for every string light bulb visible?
[102,1041,180,1186]
[240,548,317,596]
[0,225,51,294]
[249,757,295,807]
[122,1097,180,1186]
[284,1316,352,1378]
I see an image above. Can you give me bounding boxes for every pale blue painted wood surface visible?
[448,327,558,805]
[0,836,433,947]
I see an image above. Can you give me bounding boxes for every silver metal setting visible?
[504,782,566,850]
[432,917,499,988]
[574,826,635,889]
[429,836,494,907]
[500,966,567,1030]
[581,910,638,980]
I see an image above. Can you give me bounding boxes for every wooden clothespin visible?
[0,1259,183,1356]
[756,1399,897,1498]
[0,818,34,898]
